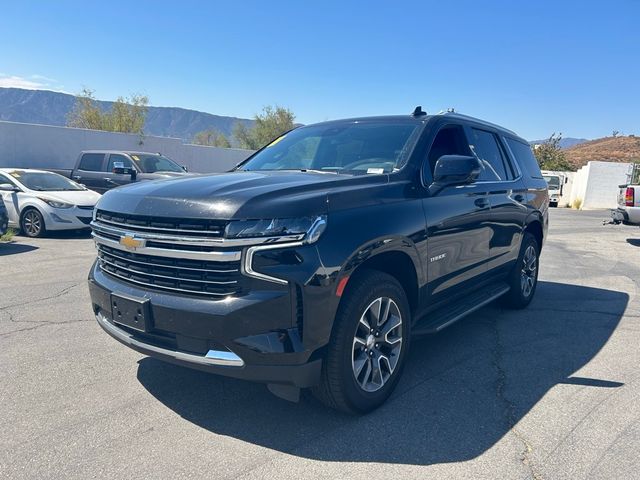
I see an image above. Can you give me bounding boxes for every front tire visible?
[502,232,539,309]
[21,208,46,238]
[312,270,410,414]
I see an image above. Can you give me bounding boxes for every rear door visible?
[74,153,107,192]
[465,126,528,275]
[422,122,491,304]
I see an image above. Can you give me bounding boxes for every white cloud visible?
[0,74,66,92]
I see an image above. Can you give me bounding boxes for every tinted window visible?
[505,138,542,179]
[107,154,135,172]
[78,153,104,171]
[424,124,473,182]
[469,129,509,181]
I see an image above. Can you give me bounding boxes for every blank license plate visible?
[111,293,151,333]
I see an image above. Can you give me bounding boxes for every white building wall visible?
[569,161,632,209]
[0,120,254,173]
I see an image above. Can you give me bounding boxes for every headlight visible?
[38,198,73,209]
[225,215,327,243]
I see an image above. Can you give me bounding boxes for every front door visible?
[102,154,138,189]
[421,123,491,304]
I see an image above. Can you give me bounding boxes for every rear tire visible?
[20,208,46,238]
[312,269,410,414]
[502,232,539,309]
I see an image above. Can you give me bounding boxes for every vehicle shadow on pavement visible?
[0,242,38,256]
[136,281,627,465]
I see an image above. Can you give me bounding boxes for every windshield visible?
[7,171,85,191]
[130,154,184,173]
[238,121,420,174]
[543,175,560,189]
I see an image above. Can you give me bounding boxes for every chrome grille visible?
[97,244,241,297]
[95,210,228,238]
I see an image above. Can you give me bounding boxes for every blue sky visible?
[0,0,638,140]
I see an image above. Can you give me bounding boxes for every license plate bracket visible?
[111,293,152,333]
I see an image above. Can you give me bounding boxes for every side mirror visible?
[0,183,19,192]
[429,155,481,195]
[112,162,137,181]
[182,165,188,172]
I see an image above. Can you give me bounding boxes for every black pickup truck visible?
[50,150,189,193]
[88,109,548,413]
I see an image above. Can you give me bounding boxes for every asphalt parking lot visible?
[1,208,640,480]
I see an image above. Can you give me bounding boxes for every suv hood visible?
[96,171,392,220]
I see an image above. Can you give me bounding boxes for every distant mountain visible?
[0,87,254,142]
[529,137,589,149]
[564,136,640,169]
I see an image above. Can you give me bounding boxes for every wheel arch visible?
[524,216,543,250]
[343,248,421,316]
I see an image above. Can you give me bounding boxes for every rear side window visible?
[78,153,104,171]
[469,128,510,181]
[504,138,542,179]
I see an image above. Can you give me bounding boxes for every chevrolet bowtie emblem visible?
[119,234,145,250]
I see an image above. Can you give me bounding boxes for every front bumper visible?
[42,205,93,230]
[89,255,327,388]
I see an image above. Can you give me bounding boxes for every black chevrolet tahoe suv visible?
[88,109,548,414]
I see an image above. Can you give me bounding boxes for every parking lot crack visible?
[0,282,80,311]
[491,315,544,480]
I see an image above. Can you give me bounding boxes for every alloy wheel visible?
[520,245,537,297]
[23,211,42,236]
[351,297,403,393]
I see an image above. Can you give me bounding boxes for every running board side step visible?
[412,282,510,335]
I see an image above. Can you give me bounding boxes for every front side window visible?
[107,154,135,172]
[78,153,104,171]
[425,124,472,177]
[238,121,420,175]
[469,129,510,181]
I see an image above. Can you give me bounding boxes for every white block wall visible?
[0,120,254,173]
[569,161,633,209]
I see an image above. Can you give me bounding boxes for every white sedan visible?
[0,168,101,237]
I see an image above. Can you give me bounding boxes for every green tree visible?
[66,88,104,130]
[233,105,296,150]
[534,133,574,171]
[67,89,148,136]
[193,129,231,148]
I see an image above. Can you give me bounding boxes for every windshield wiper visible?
[281,169,339,174]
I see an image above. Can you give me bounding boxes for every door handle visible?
[474,198,489,208]
[72,175,81,180]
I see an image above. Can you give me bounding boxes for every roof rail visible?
[439,111,518,136]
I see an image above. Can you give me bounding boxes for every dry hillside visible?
[565,135,640,169]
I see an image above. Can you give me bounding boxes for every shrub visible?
[0,228,16,242]
[571,198,583,210]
